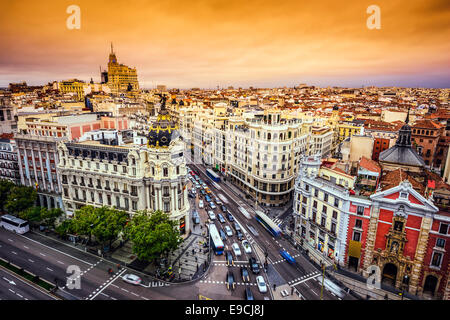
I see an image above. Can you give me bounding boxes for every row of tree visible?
[56,205,182,262]
[0,178,183,263]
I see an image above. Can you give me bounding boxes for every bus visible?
[255,210,282,238]
[238,207,251,219]
[280,250,296,265]
[0,214,30,234]
[208,223,224,255]
[206,168,220,182]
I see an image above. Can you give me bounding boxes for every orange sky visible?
[0,0,449,88]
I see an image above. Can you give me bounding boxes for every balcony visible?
[113,188,120,192]
[104,186,111,191]
[122,190,129,194]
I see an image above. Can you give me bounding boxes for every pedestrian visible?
[273,284,276,291]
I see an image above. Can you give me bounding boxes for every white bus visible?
[0,214,30,234]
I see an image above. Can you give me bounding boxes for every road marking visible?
[39,253,46,257]
[23,246,29,249]
[46,267,53,272]
[28,259,34,263]
[9,289,15,293]
[57,261,64,265]
[312,290,318,296]
[100,292,109,297]
[8,239,13,242]
[11,251,17,255]
[21,234,94,266]
[17,293,23,298]
[131,292,139,297]
[88,269,126,300]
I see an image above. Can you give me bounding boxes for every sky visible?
[0,0,449,89]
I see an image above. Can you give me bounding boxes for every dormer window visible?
[400,192,408,199]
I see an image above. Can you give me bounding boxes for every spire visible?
[405,107,410,124]
[110,42,114,54]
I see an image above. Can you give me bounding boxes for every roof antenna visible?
[405,107,410,124]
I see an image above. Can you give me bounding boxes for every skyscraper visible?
[107,43,139,94]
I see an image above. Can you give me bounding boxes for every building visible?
[225,109,308,207]
[309,126,333,158]
[58,79,88,101]
[0,137,20,184]
[411,119,445,169]
[0,95,17,135]
[107,44,139,94]
[57,95,189,235]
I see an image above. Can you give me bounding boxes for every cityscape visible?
[0,0,449,310]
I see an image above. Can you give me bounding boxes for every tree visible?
[70,205,99,243]
[4,185,37,215]
[18,206,46,224]
[55,219,75,238]
[41,208,64,228]
[0,179,14,212]
[125,210,182,262]
[91,206,128,250]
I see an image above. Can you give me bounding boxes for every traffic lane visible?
[0,268,55,300]
[0,236,102,299]
[0,230,120,300]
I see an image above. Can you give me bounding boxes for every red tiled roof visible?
[359,156,381,173]
[413,119,444,130]
[380,169,425,195]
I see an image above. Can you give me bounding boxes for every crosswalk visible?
[271,253,302,265]
[272,217,283,226]
[287,271,320,286]
[200,279,258,287]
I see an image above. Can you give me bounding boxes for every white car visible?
[224,225,233,237]
[232,243,241,256]
[199,200,204,208]
[208,210,216,220]
[191,189,197,195]
[122,274,142,285]
[256,276,267,293]
[209,202,217,210]
[242,240,252,254]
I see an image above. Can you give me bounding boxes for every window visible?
[431,252,442,268]
[321,216,326,227]
[132,201,137,210]
[314,189,318,197]
[331,223,336,234]
[332,211,338,220]
[322,205,327,214]
[302,196,307,204]
[324,193,328,202]
[355,219,363,229]
[357,206,364,215]
[353,231,361,242]
[113,165,117,172]
[334,198,339,207]
[436,238,445,248]
[439,223,448,235]
[313,200,317,208]
[163,167,168,177]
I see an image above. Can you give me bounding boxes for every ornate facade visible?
[106,44,139,94]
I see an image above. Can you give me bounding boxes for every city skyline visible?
[1,0,449,89]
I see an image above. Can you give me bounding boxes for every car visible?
[256,276,267,293]
[200,189,206,196]
[198,200,204,208]
[245,287,254,300]
[192,211,200,224]
[208,210,216,220]
[232,243,241,256]
[195,184,201,189]
[236,230,243,240]
[233,222,241,232]
[205,195,212,202]
[226,212,234,222]
[122,274,142,285]
[221,205,227,212]
[242,240,252,254]
[240,266,250,282]
[219,228,227,241]
[214,197,223,205]
[224,225,233,237]
[209,202,217,210]
[217,213,226,223]
[226,250,234,266]
[191,189,197,195]
[202,183,207,188]
[249,257,260,274]
[188,192,195,198]
[226,271,236,290]
[195,175,200,181]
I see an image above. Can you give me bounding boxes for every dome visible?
[147,94,179,148]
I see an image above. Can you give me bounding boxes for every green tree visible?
[4,185,37,215]
[70,205,99,243]
[125,210,182,262]
[55,219,75,237]
[92,206,128,249]
[0,179,14,212]
[18,206,46,224]
[41,207,64,228]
